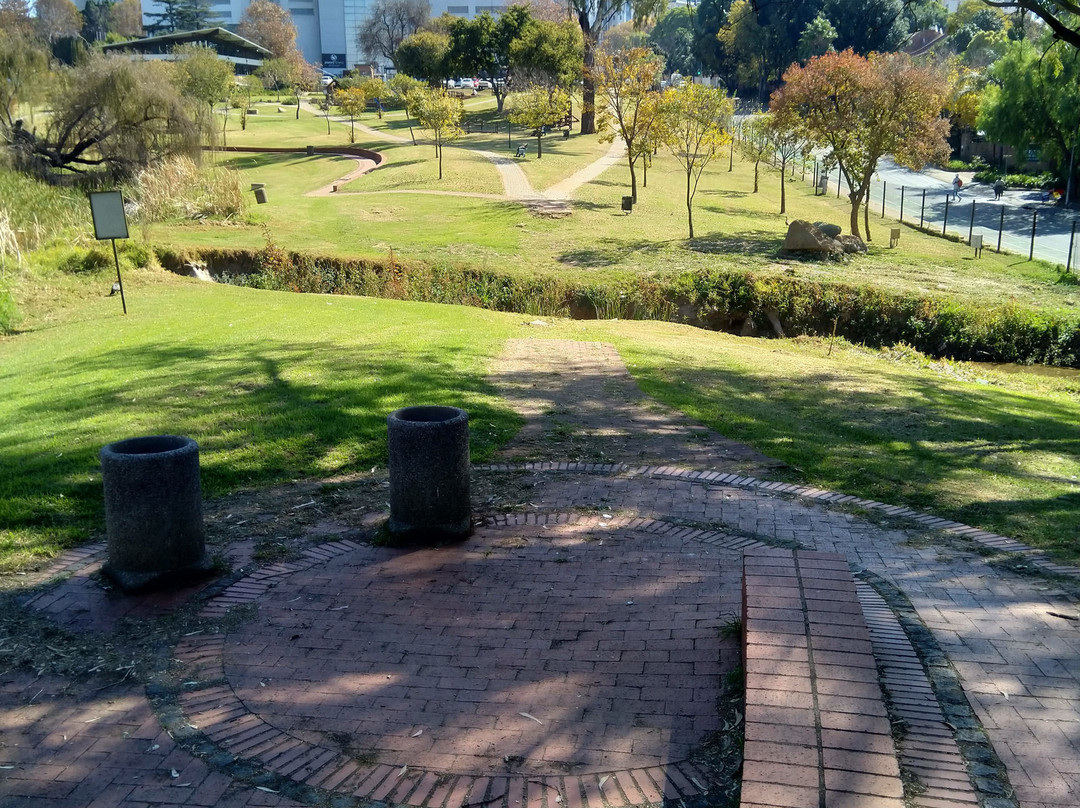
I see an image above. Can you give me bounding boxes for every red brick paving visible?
[6,460,1073,806]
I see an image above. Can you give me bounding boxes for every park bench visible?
[740,548,905,808]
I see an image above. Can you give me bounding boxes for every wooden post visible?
[997,205,1005,252]
[1029,210,1038,260]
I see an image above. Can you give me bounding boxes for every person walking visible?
[952,174,963,201]
[993,178,1005,200]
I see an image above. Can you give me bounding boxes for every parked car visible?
[477,79,492,90]
[459,78,475,89]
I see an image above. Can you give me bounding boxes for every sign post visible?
[88,191,130,315]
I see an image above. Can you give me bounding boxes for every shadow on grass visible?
[557,238,680,267]
[0,342,522,563]
[624,353,1080,556]
[688,230,782,255]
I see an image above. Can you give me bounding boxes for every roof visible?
[102,27,273,59]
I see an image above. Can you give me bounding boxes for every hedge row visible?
[159,245,1080,368]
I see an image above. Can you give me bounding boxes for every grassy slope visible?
[0,270,523,571]
[2,272,1078,572]
[156,102,1078,317]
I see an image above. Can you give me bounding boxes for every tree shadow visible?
[557,238,679,268]
[688,230,782,255]
[0,341,522,559]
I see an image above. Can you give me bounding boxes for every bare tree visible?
[357,0,430,71]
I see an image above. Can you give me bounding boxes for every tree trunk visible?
[537,134,542,158]
[849,191,862,240]
[628,152,637,203]
[686,168,694,240]
[580,24,597,135]
[753,160,760,193]
[779,157,786,214]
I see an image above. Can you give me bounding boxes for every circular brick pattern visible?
[222,521,742,777]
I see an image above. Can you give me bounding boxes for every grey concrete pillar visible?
[387,406,471,544]
[100,435,213,593]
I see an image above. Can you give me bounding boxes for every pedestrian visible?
[952,174,963,201]
[993,178,1004,200]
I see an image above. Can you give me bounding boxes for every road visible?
[812,157,1079,268]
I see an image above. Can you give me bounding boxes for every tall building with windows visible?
[141,1,510,74]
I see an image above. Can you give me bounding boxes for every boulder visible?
[782,220,843,257]
[837,234,867,254]
[813,221,842,239]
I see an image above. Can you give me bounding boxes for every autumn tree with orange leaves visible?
[770,50,949,242]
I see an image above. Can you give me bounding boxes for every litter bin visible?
[251,183,267,204]
[387,406,471,544]
[100,435,213,592]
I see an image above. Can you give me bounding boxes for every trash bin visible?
[386,406,471,544]
[306,145,315,156]
[622,196,633,213]
[100,435,214,593]
[251,183,267,204]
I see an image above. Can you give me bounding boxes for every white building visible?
[141,1,510,74]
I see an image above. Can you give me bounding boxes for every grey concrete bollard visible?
[100,435,214,593]
[387,406,471,543]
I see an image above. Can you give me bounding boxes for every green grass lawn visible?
[2,270,1078,572]
[155,114,1079,318]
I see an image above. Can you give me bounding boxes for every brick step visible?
[741,549,905,808]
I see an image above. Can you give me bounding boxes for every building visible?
[140,1,511,75]
[101,26,273,74]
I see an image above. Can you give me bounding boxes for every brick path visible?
[3,341,1079,808]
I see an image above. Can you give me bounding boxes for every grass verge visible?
[2,272,1078,570]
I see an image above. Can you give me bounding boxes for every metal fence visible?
[805,162,1080,271]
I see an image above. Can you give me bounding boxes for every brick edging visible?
[479,462,1079,580]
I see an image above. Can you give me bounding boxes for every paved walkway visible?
[3,341,1079,808]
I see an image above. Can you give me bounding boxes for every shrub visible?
[0,288,18,334]
[125,156,246,223]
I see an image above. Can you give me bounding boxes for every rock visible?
[813,221,842,238]
[837,234,867,254]
[782,220,843,257]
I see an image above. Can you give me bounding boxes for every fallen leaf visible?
[411,729,424,737]
[171,769,179,778]
[519,712,543,725]
[255,786,279,793]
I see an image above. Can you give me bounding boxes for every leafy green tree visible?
[256,56,299,101]
[763,112,805,214]
[978,37,1080,200]
[145,0,221,35]
[509,17,583,90]
[445,8,530,113]
[981,1,1080,50]
[507,84,571,157]
[798,12,837,61]
[771,49,950,241]
[357,0,431,71]
[823,0,910,54]
[737,114,771,193]
[904,0,948,30]
[592,47,663,203]
[655,82,732,238]
[568,0,658,134]
[649,6,696,75]
[718,0,775,101]
[172,44,234,146]
[412,87,462,179]
[337,86,368,142]
[395,29,450,86]
[81,0,111,42]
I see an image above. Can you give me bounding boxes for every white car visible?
[477,79,492,90]
[459,78,475,89]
